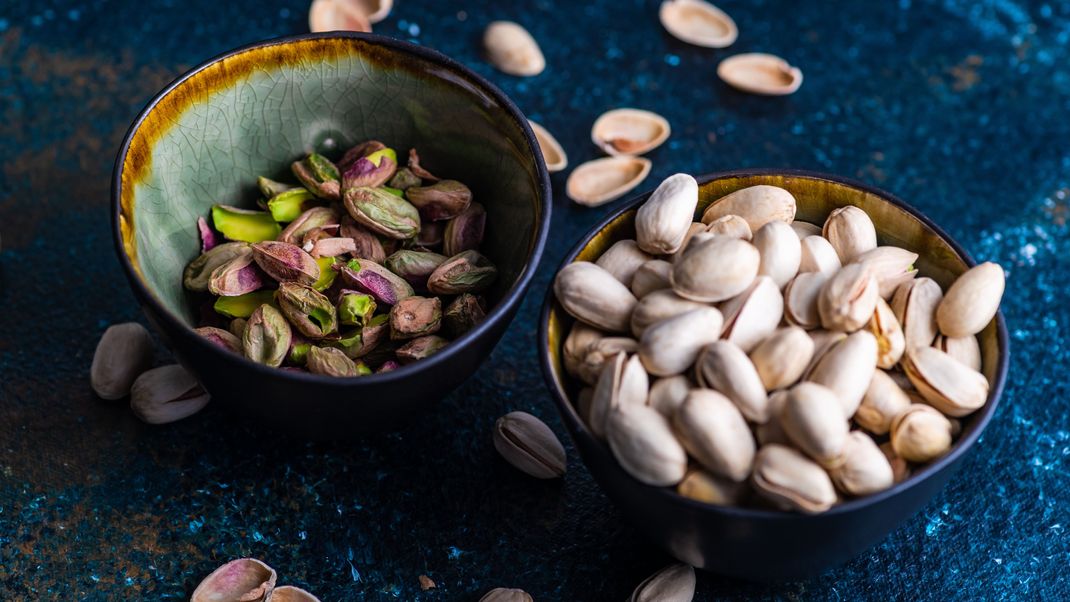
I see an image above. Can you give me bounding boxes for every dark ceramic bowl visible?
[540,170,1008,580]
[112,33,551,438]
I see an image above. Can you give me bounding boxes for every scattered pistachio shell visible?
[629,563,696,602]
[933,333,982,371]
[659,0,738,48]
[891,404,953,463]
[717,53,803,96]
[479,588,533,602]
[566,156,652,207]
[751,444,836,514]
[529,119,568,172]
[936,261,1005,337]
[309,0,371,32]
[902,346,989,417]
[673,389,756,482]
[700,185,797,232]
[130,364,210,425]
[483,21,545,76]
[591,108,671,156]
[608,404,689,486]
[493,411,567,479]
[418,575,437,591]
[191,558,277,602]
[90,322,154,400]
[270,585,322,602]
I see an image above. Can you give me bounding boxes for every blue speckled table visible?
[1,0,1068,599]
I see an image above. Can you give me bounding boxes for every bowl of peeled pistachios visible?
[540,169,1008,580]
[111,32,550,438]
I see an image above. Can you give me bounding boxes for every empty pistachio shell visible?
[674,389,756,481]
[717,53,803,96]
[251,241,320,285]
[868,297,906,369]
[807,330,878,418]
[590,353,648,438]
[130,364,210,425]
[636,173,698,254]
[191,558,277,602]
[751,444,836,514]
[629,563,696,602]
[554,261,638,332]
[484,21,545,76]
[891,276,943,350]
[933,333,982,371]
[596,239,654,287]
[91,322,155,400]
[493,411,567,479]
[879,441,912,483]
[630,259,673,299]
[566,156,652,207]
[748,326,814,391]
[752,221,801,288]
[639,307,724,376]
[781,382,848,468]
[630,289,711,338]
[818,263,879,332]
[244,304,294,367]
[607,404,688,486]
[704,214,752,240]
[755,390,791,446]
[829,431,894,496]
[694,341,769,423]
[798,235,842,275]
[902,346,989,417]
[480,588,533,602]
[891,404,953,463]
[184,242,252,292]
[719,276,783,352]
[578,337,639,386]
[208,247,265,297]
[822,206,877,263]
[936,262,1005,337]
[591,108,671,157]
[529,119,568,172]
[671,234,760,302]
[270,585,321,602]
[676,468,745,506]
[850,246,920,299]
[700,185,797,233]
[783,271,827,330]
[647,375,691,417]
[790,220,822,239]
[856,370,912,436]
[659,0,737,48]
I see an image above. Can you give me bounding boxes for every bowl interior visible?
[117,34,543,325]
[546,171,1005,507]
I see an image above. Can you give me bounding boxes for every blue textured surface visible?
[1,0,1068,599]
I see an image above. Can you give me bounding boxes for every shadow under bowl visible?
[112,33,551,439]
[540,169,1008,580]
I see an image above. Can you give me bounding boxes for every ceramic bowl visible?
[112,33,551,438]
[539,170,1008,580]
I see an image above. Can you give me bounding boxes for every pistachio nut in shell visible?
[385,249,448,290]
[344,186,421,239]
[243,304,293,367]
[195,326,242,354]
[638,307,723,376]
[671,234,760,302]
[291,153,341,200]
[647,375,691,417]
[751,444,837,514]
[630,259,673,299]
[829,431,894,496]
[251,241,320,285]
[595,239,653,287]
[780,382,849,468]
[783,271,827,330]
[590,353,648,438]
[427,250,498,295]
[279,206,340,245]
[493,411,567,479]
[591,108,671,157]
[396,335,448,363]
[406,180,472,222]
[270,585,322,602]
[130,364,211,425]
[629,563,696,602]
[184,242,251,292]
[694,341,769,423]
[673,222,707,262]
[342,147,397,190]
[891,404,953,463]
[676,468,745,506]
[855,369,912,435]
[817,263,879,332]
[868,297,906,368]
[566,155,652,207]
[607,404,688,486]
[529,119,568,172]
[191,558,277,602]
[700,185,796,232]
[659,0,738,48]
[630,289,711,338]
[751,220,801,288]
[563,322,605,381]
[554,261,638,333]
[748,326,814,391]
[443,293,486,337]
[90,322,154,400]
[479,588,533,602]
[807,330,878,418]
[389,296,442,339]
[717,53,803,96]
[850,246,920,299]
[933,333,982,371]
[340,216,387,263]
[891,276,943,350]
[443,202,486,256]
[276,282,339,339]
[755,390,791,446]
[798,235,841,275]
[902,346,989,417]
[704,214,752,240]
[578,337,639,386]
[718,275,783,352]
[880,441,912,484]
[673,389,756,482]
[822,205,877,263]
[790,220,822,239]
[483,20,545,77]
[802,329,847,379]
[936,261,1005,337]
[208,248,265,297]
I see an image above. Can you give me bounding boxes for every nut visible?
[647,375,691,417]
[936,262,1005,337]
[817,263,879,332]
[607,404,688,486]
[751,444,837,514]
[554,261,638,332]
[890,276,943,350]
[595,239,654,287]
[191,558,277,602]
[783,271,827,329]
[630,289,711,338]
[694,341,770,423]
[700,185,797,233]
[130,364,210,425]
[704,214,752,240]
[493,411,567,479]
[798,235,842,275]
[901,346,988,417]
[748,326,814,391]
[933,333,982,371]
[855,369,911,435]
[676,468,745,506]
[671,234,760,302]
[589,353,648,437]
[828,431,894,496]
[718,276,784,352]
[673,389,756,482]
[90,322,155,400]
[752,220,801,288]
[868,297,906,369]
[807,330,878,418]
[890,404,952,463]
[849,246,919,299]
[821,205,877,263]
[630,259,673,299]
[780,382,848,468]
[638,308,724,376]
[635,173,699,254]
[629,564,696,602]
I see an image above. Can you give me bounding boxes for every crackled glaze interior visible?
[118,36,542,323]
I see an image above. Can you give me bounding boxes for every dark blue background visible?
[1,0,1067,599]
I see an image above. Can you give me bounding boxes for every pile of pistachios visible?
[555,173,1005,513]
[183,142,496,376]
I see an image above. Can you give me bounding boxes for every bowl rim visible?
[110,31,553,385]
[539,168,1009,519]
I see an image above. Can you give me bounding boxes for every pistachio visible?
[590,353,649,438]
[694,341,769,423]
[342,147,397,190]
[629,563,696,602]
[388,166,422,191]
[385,249,448,290]
[902,346,988,417]
[790,220,822,239]
[339,140,387,171]
[266,188,316,223]
[717,53,804,96]
[576,387,595,424]
[578,337,640,386]
[276,282,339,339]
[563,322,605,382]
[607,404,688,486]
[780,383,848,468]
[703,214,752,240]
[659,0,738,48]
[336,258,415,305]
[755,390,791,446]
[493,411,567,479]
[673,222,708,262]
[338,292,377,326]
[752,220,801,288]
[566,156,653,207]
[818,263,879,332]
[309,0,370,33]
[213,290,276,319]
[211,205,282,243]
[879,441,912,484]
[890,404,953,463]
[890,277,943,350]
[591,108,672,157]
[807,330,878,418]
[783,271,827,329]
[628,260,672,300]
[647,375,691,417]
[270,585,321,602]
[828,431,894,496]
[279,206,341,245]
[443,293,486,337]
[480,588,533,602]
[673,389,756,482]
[849,246,920,299]
[869,296,908,369]
[306,346,358,377]
[377,360,400,373]
[933,333,982,371]
[822,206,877,263]
[483,21,545,76]
[554,261,638,332]
[228,318,247,339]
[257,175,296,199]
[184,242,251,292]
[801,329,847,379]
[596,239,654,287]
[243,304,293,367]
[194,326,242,354]
[671,234,760,302]
[396,334,448,362]
[418,221,446,248]
[250,241,320,285]
[191,558,277,602]
[751,444,836,513]
[406,180,473,222]
[936,262,1005,337]
[719,276,783,352]
[407,148,440,181]
[90,322,155,400]
[343,186,421,239]
[748,326,814,391]
[208,248,265,297]
[390,296,442,339]
[337,314,389,359]
[798,235,841,275]
[855,369,911,435]
[700,185,797,232]
[443,202,486,256]
[638,308,724,376]
[630,289,710,338]
[336,216,384,263]
[130,364,210,425]
[427,250,498,295]
[529,119,568,172]
[676,468,745,506]
[292,153,341,200]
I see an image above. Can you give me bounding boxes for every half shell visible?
[659,0,738,48]
[566,156,652,207]
[717,53,803,96]
[484,21,546,77]
[529,120,568,172]
[191,558,277,602]
[591,108,671,156]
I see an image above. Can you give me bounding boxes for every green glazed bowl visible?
[111,33,551,438]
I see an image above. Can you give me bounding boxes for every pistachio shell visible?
[208,247,265,297]
[790,220,822,239]
[595,239,654,287]
[90,322,155,400]
[676,468,745,506]
[554,261,639,332]
[480,588,533,602]
[850,246,920,299]
[704,214,752,240]
[635,173,698,254]
[752,220,801,288]
[360,0,392,23]
[591,108,671,156]
[309,0,370,33]
[493,411,567,479]
[607,404,688,486]
[528,119,568,172]
[855,370,912,436]
[638,307,724,376]
[578,337,639,385]
[822,206,877,263]
[749,326,814,391]
[879,441,912,483]
[933,333,982,371]
[718,276,783,352]
[700,185,797,232]
[251,241,320,285]
[751,444,836,513]
[672,222,708,262]
[184,242,251,292]
[630,259,673,299]
[673,389,756,481]
[818,263,879,332]
[659,0,738,48]
[798,235,842,275]
[717,53,803,96]
[868,297,905,368]
[270,585,322,602]
[483,21,545,76]
[130,364,211,425]
[902,346,989,417]
[629,563,697,602]
[590,353,649,438]
[801,329,846,379]
[694,341,769,423]
[671,234,760,302]
[807,330,878,418]
[195,326,242,354]
[783,271,827,330]
[891,277,943,350]
[563,322,605,381]
[576,387,595,425]
[647,375,691,417]
[630,289,711,338]
[780,382,849,468]
[191,558,278,602]
[891,404,953,463]
[566,156,652,207]
[755,390,791,446]
[829,431,894,496]
[936,262,1005,337]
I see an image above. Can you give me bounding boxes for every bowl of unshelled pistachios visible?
[111,32,550,438]
[539,169,1008,580]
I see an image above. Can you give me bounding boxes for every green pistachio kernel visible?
[365,148,397,167]
[382,186,405,197]
[213,290,276,318]
[267,188,316,222]
[212,205,282,243]
[312,256,339,291]
[290,342,311,365]
[339,293,377,326]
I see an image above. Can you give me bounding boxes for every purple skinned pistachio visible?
[417,221,445,248]
[334,258,415,306]
[377,360,401,373]
[338,140,386,172]
[310,237,357,258]
[396,335,448,363]
[243,304,293,367]
[443,293,487,337]
[340,215,387,263]
[184,242,250,292]
[443,202,486,256]
[306,346,359,377]
[384,250,448,290]
[208,248,265,297]
[343,186,421,240]
[292,153,341,201]
[276,282,339,339]
[406,180,472,222]
[251,241,320,285]
[342,148,397,190]
[279,206,340,245]
[194,326,242,353]
[198,217,219,252]
[389,296,442,340]
[407,148,440,181]
[427,250,498,295]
